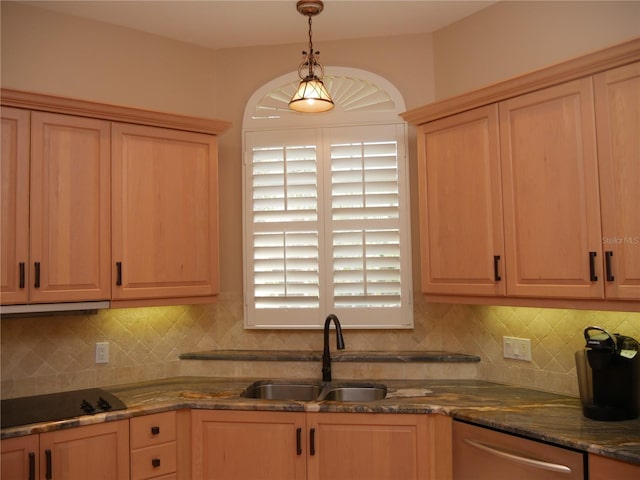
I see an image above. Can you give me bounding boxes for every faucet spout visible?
[322,313,345,382]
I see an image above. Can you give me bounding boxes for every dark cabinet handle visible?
[605,251,615,281]
[309,427,316,456]
[589,251,598,281]
[45,449,52,480]
[34,262,41,288]
[28,452,35,480]
[116,262,122,286]
[19,262,26,289]
[296,427,302,455]
[493,255,501,282]
[151,426,160,435]
[152,458,161,468]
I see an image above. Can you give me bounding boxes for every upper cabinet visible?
[499,78,603,299]
[1,109,111,305]
[1,107,30,305]
[0,89,230,311]
[402,38,640,311]
[417,105,505,296]
[111,123,219,305]
[30,112,112,303]
[593,62,640,301]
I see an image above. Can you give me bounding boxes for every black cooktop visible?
[1,388,127,429]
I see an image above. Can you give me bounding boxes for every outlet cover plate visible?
[503,336,531,361]
[95,342,109,364]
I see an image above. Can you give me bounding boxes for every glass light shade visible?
[289,77,335,113]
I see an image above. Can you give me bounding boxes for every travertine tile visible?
[1,296,639,399]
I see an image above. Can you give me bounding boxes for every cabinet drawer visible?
[131,411,176,449]
[131,441,177,480]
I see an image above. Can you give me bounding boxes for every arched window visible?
[243,67,412,328]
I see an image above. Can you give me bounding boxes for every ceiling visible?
[24,1,497,50]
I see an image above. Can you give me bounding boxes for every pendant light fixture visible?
[289,0,335,113]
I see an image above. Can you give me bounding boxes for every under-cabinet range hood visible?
[0,301,110,316]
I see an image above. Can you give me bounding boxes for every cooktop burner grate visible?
[1,388,127,429]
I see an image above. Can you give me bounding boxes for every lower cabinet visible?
[130,411,178,480]
[589,453,640,480]
[1,421,129,480]
[191,410,306,480]
[190,410,451,480]
[1,434,39,480]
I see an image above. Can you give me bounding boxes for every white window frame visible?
[243,67,413,329]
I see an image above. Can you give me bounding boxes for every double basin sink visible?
[241,380,387,402]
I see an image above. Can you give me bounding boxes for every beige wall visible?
[433,0,640,98]
[1,2,639,400]
[1,2,218,117]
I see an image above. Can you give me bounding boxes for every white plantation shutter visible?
[327,126,404,314]
[245,130,325,325]
[244,125,411,329]
[243,68,411,329]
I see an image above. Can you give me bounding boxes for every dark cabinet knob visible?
[151,426,160,435]
[152,458,161,468]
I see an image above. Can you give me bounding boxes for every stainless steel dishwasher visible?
[453,420,586,480]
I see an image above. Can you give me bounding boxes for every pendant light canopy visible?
[289,1,335,113]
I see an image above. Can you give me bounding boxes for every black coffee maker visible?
[575,326,640,421]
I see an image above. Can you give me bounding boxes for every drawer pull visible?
[28,452,35,480]
[151,426,160,435]
[152,458,161,468]
[19,262,25,289]
[589,251,598,282]
[493,255,501,282]
[463,439,572,474]
[116,262,122,286]
[309,427,316,456]
[296,427,302,455]
[605,251,615,281]
[45,449,52,479]
[34,262,41,288]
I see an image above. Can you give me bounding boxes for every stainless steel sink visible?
[241,381,323,401]
[318,383,387,402]
[241,380,387,402]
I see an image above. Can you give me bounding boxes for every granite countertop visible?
[2,376,639,465]
[178,349,481,363]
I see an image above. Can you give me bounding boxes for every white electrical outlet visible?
[503,336,531,361]
[95,342,109,364]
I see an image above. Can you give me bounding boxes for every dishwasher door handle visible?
[463,439,573,474]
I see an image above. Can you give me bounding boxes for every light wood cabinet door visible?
[499,78,603,299]
[0,107,30,305]
[39,420,129,480]
[29,112,111,303]
[111,123,219,303]
[190,410,306,480]
[594,61,640,301]
[417,105,505,296]
[306,412,430,480]
[589,453,640,480]
[1,434,39,480]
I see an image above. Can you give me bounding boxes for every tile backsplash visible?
[1,294,639,399]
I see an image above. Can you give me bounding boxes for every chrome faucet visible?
[322,314,345,382]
